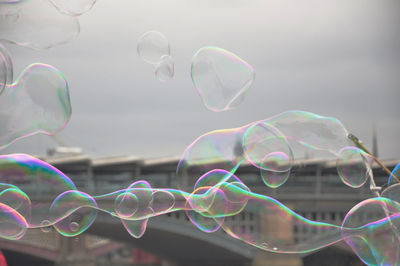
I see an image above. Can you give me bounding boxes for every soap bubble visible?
[342,197,400,265]
[137,31,170,64]
[151,190,175,213]
[191,46,255,112]
[40,220,52,233]
[0,63,71,149]
[0,154,76,227]
[177,111,354,191]
[0,44,13,95]
[69,221,79,232]
[336,147,372,188]
[243,122,293,172]
[50,190,97,237]
[49,0,97,16]
[0,0,80,50]
[155,55,174,82]
[114,192,138,218]
[0,202,28,240]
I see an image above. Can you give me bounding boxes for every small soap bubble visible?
[155,55,174,82]
[137,31,170,64]
[69,222,79,232]
[114,192,138,218]
[191,46,255,112]
[336,146,371,188]
[40,220,52,233]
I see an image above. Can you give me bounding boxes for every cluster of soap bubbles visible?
[137,31,174,82]
[0,44,72,149]
[0,2,399,265]
[176,110,372,190]
[0,111,399,265]
[0,0,96,50]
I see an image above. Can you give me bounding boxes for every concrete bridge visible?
[0,154,397,265]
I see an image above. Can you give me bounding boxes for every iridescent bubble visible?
[336,147,371,188]
[0,0,80,50]
[0,43,13,95]
[49,0,97,16]
[243,122,293,172]
[137,31,170,64]
[151,190,175,213]
[0,202,28,240]
[0,63,71,149]
[342,198,400,266]
[0,154,76,227]
[155,55,174,82]
[177,111,352,191]
[114,192,138,218]
[191,46,255,112]
[50,190,97,237]
[120,181,153,238]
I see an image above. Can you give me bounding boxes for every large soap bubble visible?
[191,46,255,112]
[176,111,357,191]
[0,63,72,149]
[49,0,97,16]
[0,0,80,50]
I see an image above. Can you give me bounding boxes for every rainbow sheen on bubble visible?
[176,111,358,191]
[0,107,396,266]
[0,63,71,149]
[342,197,400,266]
[0,0,80,50]
[191,46,255,112]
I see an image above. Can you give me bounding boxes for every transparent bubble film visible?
[0,0,80,50]
[137,31,175,82]
[1,110,398,265]
[191,46,255,112]
[0,63,72,149]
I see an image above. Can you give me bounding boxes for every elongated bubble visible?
[177,111,357,191]
[191,46,255,112]
[137,31,170,65]
[0,44,13,95]
[0,0,80,50]
[49,0,97,16]
[0,63,71,149]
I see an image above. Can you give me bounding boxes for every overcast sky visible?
[1,0,399,160]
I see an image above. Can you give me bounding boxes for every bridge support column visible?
[252,203,303,266]
[55,235,95,266]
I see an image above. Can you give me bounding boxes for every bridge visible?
[0,154,397,266]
